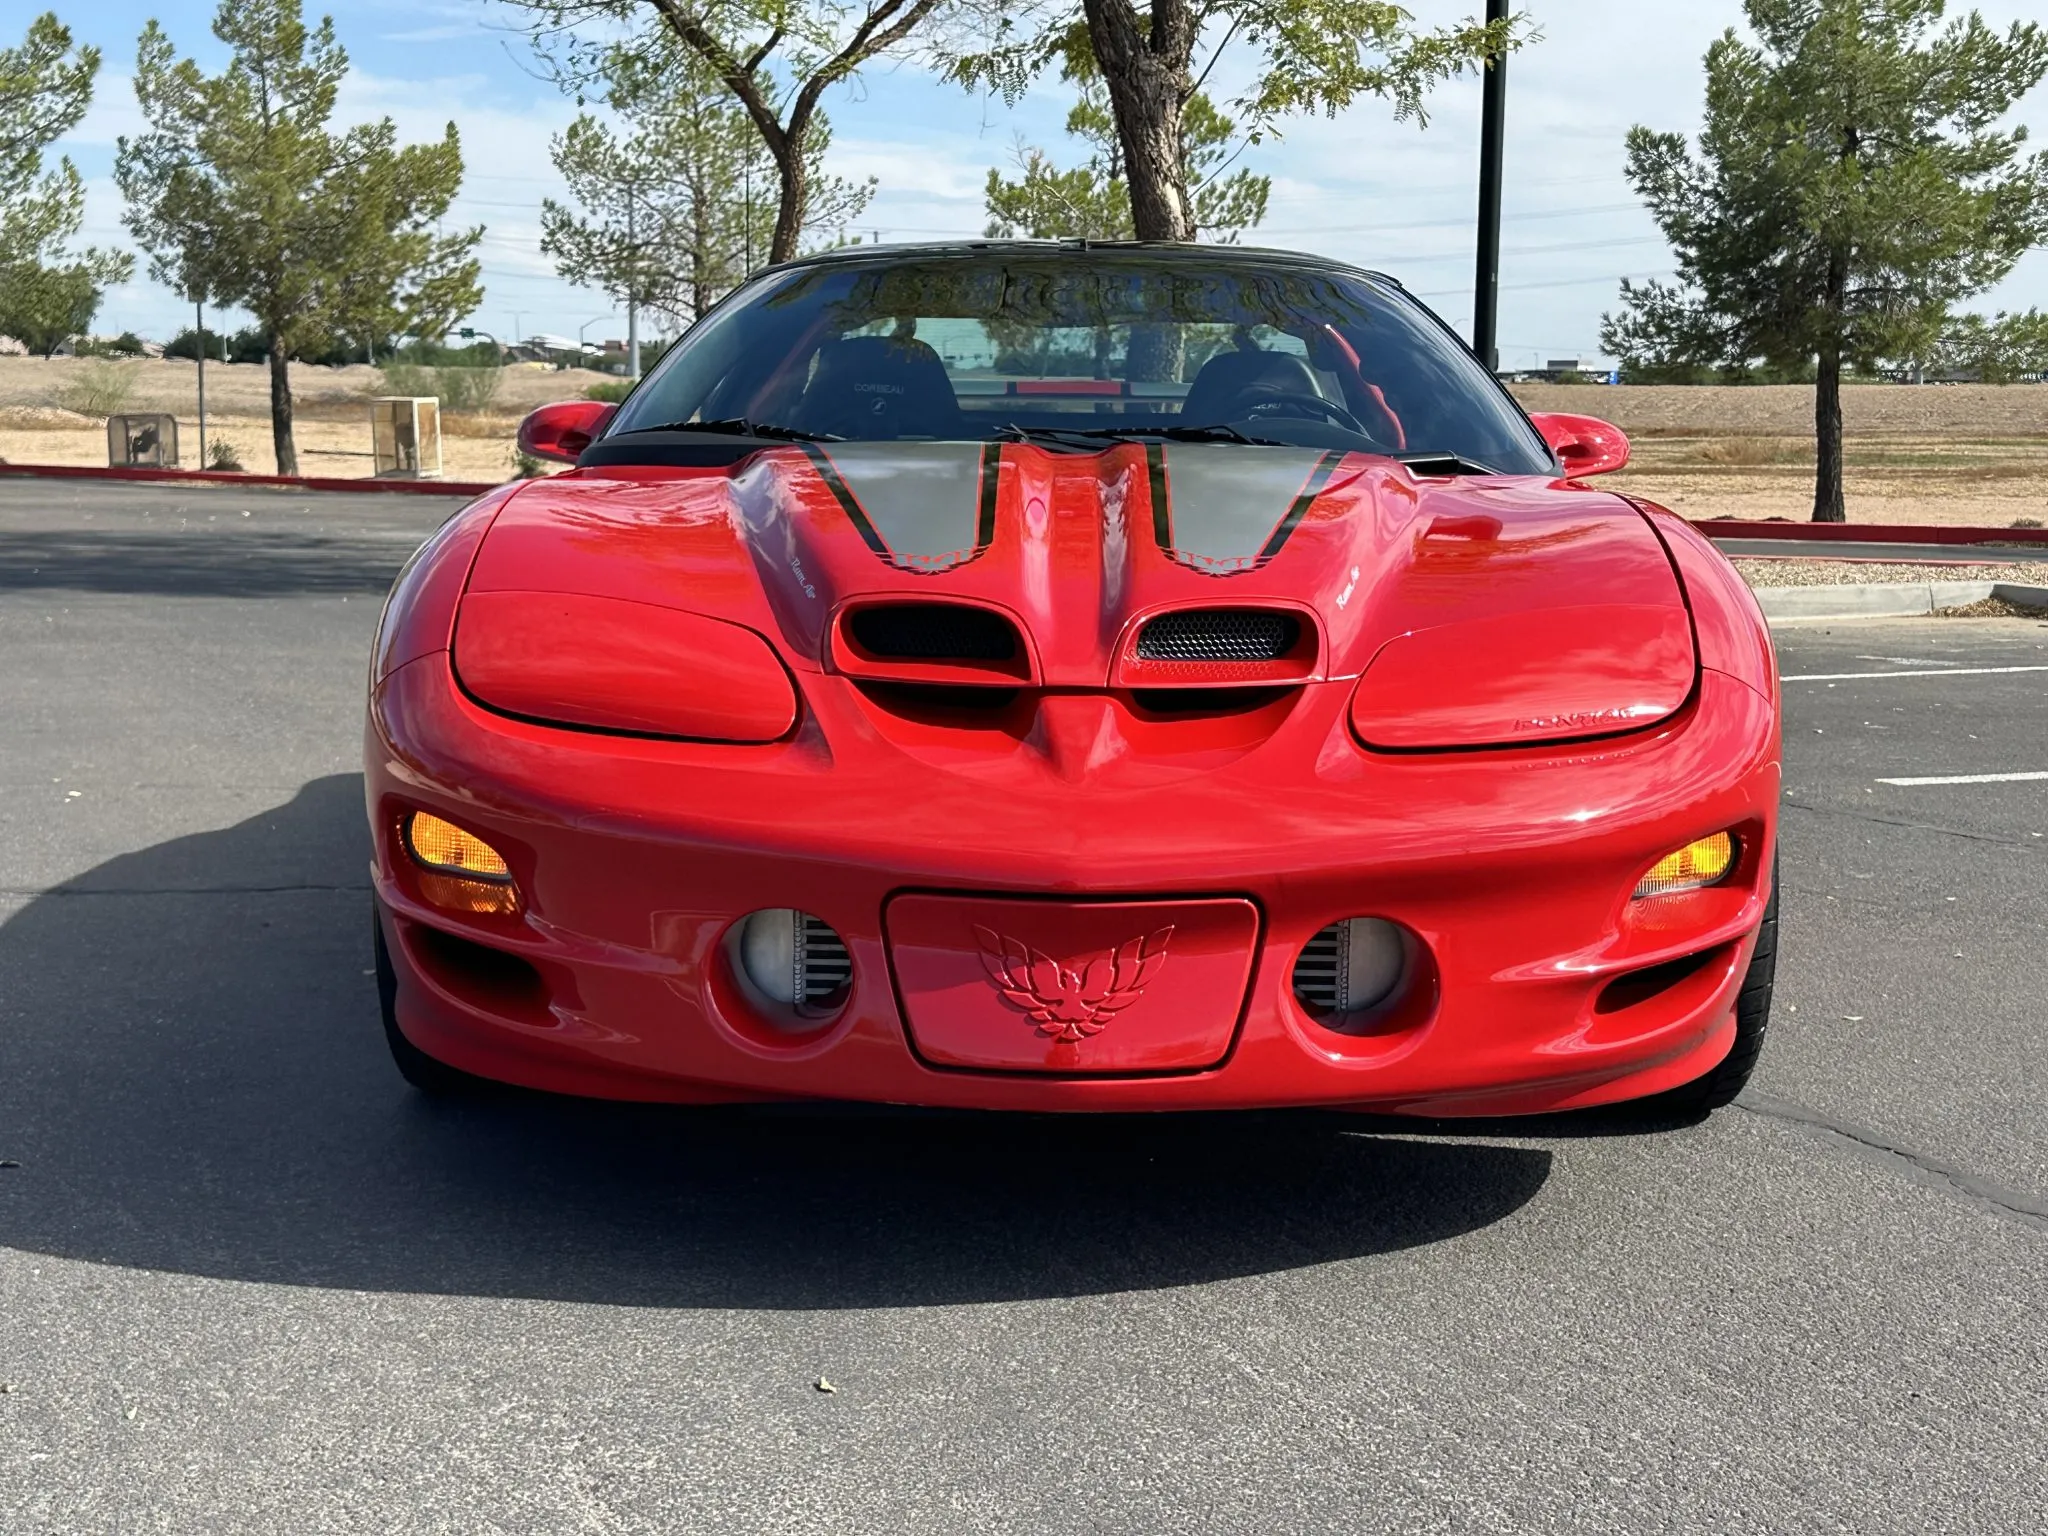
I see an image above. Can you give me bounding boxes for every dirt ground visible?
[0,356,613,483]
[1510,383,2048,527]
[2,359,2044,523]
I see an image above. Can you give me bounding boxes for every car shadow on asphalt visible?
[0,528,427,597]
[0,773,1586,1309]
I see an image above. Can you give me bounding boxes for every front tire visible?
[1647,859,1779,1115]
[373,908,483,1096]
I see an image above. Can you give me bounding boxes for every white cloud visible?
[55,71,149,150]
[377,26,475,44]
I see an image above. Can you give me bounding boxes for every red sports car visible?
[367,242,1779,1117]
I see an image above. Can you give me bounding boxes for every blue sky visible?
[45,0,2048,368]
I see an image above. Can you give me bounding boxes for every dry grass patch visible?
[442,412,524,440]
[0,404,95,429]
[1511,382,2048,437]
[1686,436,1810,467]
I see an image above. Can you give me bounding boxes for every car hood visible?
[460,441,1695,746]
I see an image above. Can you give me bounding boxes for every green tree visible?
[951,2,1517,244]
[543,40,872,325]
[115,0,483,474]
[985,72,1268,241]
[1927,308,2048,380]
[507,0,946,266]
[0,14,134,353]
[1602,0,2048,522]
[1,261,101,355]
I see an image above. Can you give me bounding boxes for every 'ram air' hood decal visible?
[776,441,1340,577]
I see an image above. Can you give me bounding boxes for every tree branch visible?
[645,0,789,161]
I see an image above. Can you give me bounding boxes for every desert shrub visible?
[437,366,503,413]
[388,339,498,368]
[206,438,245,472]
[377,362,435,399]
[508,444,547,479]
[54,359,140,418]
[376,363,503,413]
[75,332,148,358]
[2012,516,2044,528]
[585,379,633,403]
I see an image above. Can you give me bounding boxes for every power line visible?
[1412,270,1672,298]
[1258,201,1645,237]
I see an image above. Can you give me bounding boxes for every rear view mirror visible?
[1528,412,1630,477]
[516,400,617,464]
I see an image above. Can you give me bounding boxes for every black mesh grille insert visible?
[1137,609,1300,663]
[1292,924,1345,1012]
[797,914,853,1008]
[849,604,1019,662]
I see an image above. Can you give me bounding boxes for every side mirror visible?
[516,400,617,464]
[1528,412,1630,478]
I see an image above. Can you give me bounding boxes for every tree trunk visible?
[1812,343,1845,522]
[769,142,806,266]
[1812,248,1848,523]
[1083,0,1195,243]
[267,339,298,477]
[691,186,711,319]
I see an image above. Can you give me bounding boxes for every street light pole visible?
[194,297,207,468]
[578,314,619,367]
[1472,0,1509,374]
[625,185,642,381]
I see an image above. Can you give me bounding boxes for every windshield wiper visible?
[992,422,1287,450]
[615,417,842,443]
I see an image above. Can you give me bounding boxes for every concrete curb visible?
[1756,581,2048,623]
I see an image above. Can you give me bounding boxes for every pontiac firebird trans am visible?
[366,242,1780,1118]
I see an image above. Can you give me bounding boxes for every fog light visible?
[1293,917,1409,1017]
[737,909,852,1014]
[1633,832,1736,899]
[403,811,517,915]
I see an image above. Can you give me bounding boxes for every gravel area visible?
[1933,594,2048,618]
[1732,558,2046,587]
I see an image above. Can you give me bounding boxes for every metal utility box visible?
[107,413,179,468]
[369,396,443,479]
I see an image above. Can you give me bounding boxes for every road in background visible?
[2,481,2043,1533]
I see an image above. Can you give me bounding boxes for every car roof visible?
[760,239,1403,292]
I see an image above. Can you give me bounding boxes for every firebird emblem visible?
[973,924,1173,1043]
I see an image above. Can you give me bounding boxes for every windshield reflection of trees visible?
[633,257,1547,469]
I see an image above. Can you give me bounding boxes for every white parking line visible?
[1875,772,2048,787]
[1781,665,2048,682]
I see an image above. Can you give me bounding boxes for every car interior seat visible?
[1178,349,1325,426]
[793,334,966,440]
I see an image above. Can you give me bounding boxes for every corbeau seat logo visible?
[974,925,1173,1043]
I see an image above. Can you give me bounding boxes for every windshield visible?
[608,250,1552,472]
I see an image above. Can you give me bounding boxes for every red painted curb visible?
[1693,517,2048,547]
[0,461,500,497]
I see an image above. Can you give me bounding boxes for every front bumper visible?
[367,654,1778,1115]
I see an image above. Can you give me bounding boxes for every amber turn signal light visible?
[403,811,518,915]
[1633,832,1736,899]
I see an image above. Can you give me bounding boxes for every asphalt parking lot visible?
[2,477,2044,1533]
